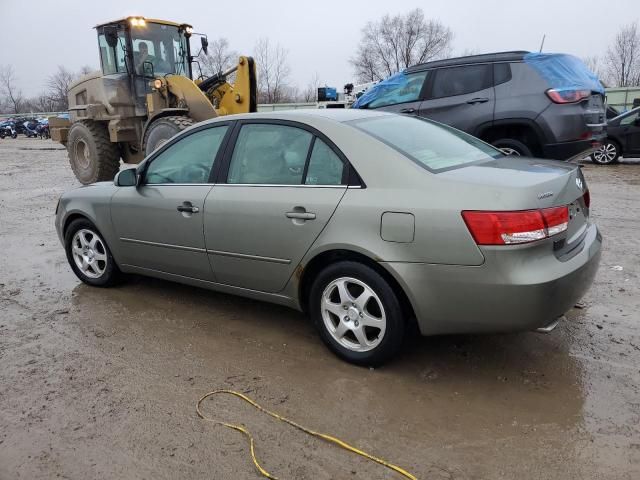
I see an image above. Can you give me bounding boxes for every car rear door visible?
[417,63,495,134]
[110,123,231,281]
[203,120,349,293]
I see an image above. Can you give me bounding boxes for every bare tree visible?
[0,65,24,113]
[46,66,75,111]
[200,38,238,77]
[79,65,97,76]
[351,8,453,82]
[301,72,321,102]
[605,21,640,87]
[253,37,291,104]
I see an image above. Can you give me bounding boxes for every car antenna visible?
[539,34,546,52]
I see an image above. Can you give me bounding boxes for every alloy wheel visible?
[71,229,108,279]
[593,143,618,164]
[320,277,386,352]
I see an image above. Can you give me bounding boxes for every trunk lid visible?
[441,157,590,252]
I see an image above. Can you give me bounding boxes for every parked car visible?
[353,51,606,160]
[591,106,640,164]
[55,110,601,366]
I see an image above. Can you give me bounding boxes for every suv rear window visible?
[350,115,503,172]
[429,64,493,98]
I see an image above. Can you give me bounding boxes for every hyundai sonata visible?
[56,110,601,365]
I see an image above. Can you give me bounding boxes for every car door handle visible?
[400,108,416,114]
[177,202,199,214]
[285,211,316,220]
[467,97,489,104]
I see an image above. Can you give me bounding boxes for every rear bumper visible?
[543,135,606,161]
[383,223,602,336]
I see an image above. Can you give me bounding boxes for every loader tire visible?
[67,121,120,185]
[143,115,195,155]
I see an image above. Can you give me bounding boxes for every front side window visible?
[350,115,502,172]
[98,28,128,75]
[430,64,493,99]
[145,126,228,184]
[367,71,429,109]
[228,124,313,184]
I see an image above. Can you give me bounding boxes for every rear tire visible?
[64,218,120,287]
[491,138,533,156]
[143,116,195,155]
[309,261,405,366]
[67,121,120,184]
[591,140,620,165]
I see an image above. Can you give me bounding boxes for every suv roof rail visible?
[407,51,531,72]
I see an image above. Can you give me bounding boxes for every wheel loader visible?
[50,16,257,184]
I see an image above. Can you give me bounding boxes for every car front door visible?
[618,110,640,154]
[369,70,429,114]
[418,63,495,134]
[204,121,349,293]
[110,123,231,280]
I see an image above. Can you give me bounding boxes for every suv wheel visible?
[591,141,620,165]
[491,138,532,157]
[309,261,405,366]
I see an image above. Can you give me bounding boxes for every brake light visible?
[462,206,569,245]
[546,88,591,104]
[583,189,590,208]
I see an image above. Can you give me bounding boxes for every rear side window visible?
[430,64,493,98]
[350,115,502,172]
[228,124,313,184]
[305,139,345,185]
[494,63,512,85]
[367,71,429,108]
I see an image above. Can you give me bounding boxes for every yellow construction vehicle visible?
[51,16,257,184]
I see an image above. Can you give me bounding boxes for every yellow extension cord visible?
[196,389,418,480]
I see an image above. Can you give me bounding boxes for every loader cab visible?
[96,17,193,78]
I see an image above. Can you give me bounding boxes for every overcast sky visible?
[1,0,637,97]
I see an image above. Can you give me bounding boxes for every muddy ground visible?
[0,137,638,480]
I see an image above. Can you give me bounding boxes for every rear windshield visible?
[349,115,503,172]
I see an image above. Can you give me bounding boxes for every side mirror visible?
[634,117,640,126]
[201,36,209,55]
[115,168,138,187]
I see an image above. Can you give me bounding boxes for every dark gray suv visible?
[353,51,606,160]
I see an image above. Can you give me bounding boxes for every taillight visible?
[546,88,591,104]
[462,206,569,245]
[583,189,590,208]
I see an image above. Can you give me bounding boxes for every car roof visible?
[407,51,530,72]
[202,108,393,125]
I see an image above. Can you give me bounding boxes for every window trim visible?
[139,120,234,186]
[216,118,362,187]
[423,63,495,101]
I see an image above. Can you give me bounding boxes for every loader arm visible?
[198,56,257,116]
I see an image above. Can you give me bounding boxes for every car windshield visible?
[130,23,189,77]
[349,115,503,172]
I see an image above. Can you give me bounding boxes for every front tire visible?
[64,218,120,287]
[309,261,405,366]
[143,115,195,155]
[67,121,120,184]
[591,141,620,165]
